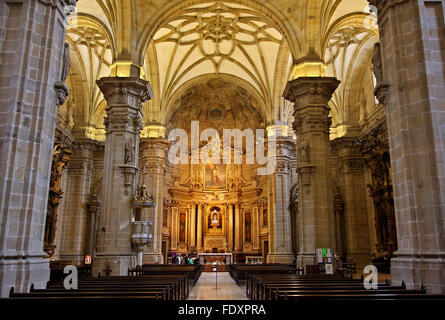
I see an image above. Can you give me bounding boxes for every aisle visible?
[188,272,248,300]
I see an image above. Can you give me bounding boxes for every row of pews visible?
[229,264,304,285]
[247,273,445,301]
[128,264,201,285]
[9,265,201,301]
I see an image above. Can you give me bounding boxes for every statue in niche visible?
[290,183,299,212]
[61,43,71,83]
[136,184,153,201]
[125,140,135,164]
[208,207,222,229]
[211,211,219,225]
[298,140,310,163]
[372,43,384,86]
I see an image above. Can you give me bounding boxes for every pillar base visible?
[143,253,164,264]
[267,253,294,264]
[0,257,50,297]
[391,255,445,294]
[92,255,135,277]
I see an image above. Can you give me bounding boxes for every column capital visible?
[266,136,296,174]
[97,77,153,135]
[283,77,340,107]
[96,77,153,106]
[140,137,170,159]
[284,77,340,136]
[140,137,170,149]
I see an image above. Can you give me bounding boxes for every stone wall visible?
[370,0,445,293]
[0,0,74,297]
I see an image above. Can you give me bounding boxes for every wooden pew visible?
[9,274,188,301]
[128,264,201,285]
[247,273,445,301]
[80,275,188,299]
[229,264,303,285]
[247,273,353,298]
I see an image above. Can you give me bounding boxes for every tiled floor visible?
[188,272,248,300]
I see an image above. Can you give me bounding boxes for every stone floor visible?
[188,272,248,300]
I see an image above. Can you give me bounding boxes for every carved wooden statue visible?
[372,43,384,86]
[125,141,135,164]
[61,43,71,83]
[298,140,310,163]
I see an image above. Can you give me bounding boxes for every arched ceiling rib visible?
[62,0,382,141]
[323,13,378,138]
[65,15,114,141]
[144,1,293,126]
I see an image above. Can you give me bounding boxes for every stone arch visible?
[162,73,269,127]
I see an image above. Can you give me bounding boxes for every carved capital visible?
[252,197,268,208]
[283,77,340,107]
[87,198,101,215]
[140,138,170,176]
[140,138,170,156]
[267,137,296,174]
[97,77,153,105]
[283,77,339,135]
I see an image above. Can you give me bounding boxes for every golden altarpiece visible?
[163,151,269,262]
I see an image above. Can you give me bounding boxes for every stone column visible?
[190,204,196,249]
[197,204,203,251]
[234,204,241,251]
[283,77,340,267]
[58,140,97,265]
[171,207,178,251]
[332,137,371,270]
[253,206,259,251]
[0,0,76,297]
[92,77,153,276]
[86,197,100,257]
[227,204,234,251]
[369,0,445,293]
[140,137,169,264]
[267,137,295,264]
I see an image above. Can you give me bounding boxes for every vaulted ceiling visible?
[59,0,379,142]
[144,1,293,128]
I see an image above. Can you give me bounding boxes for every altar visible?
[198,252,233,265]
